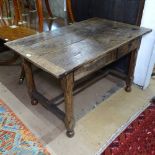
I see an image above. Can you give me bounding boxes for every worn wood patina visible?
[5,18,151,137]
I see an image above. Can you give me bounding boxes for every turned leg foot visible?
[66,130,74,138]
[31,98,38,105]
[19,77,24,84]
[64,116,75,138]
[19,65,25,84]
[125,86,132,92]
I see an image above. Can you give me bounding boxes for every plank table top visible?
[5,18,151,78]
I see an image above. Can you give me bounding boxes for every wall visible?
[134,0,155,89]
[71,0,92,21]
[91,0,141,25]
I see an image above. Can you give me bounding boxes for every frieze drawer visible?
[117,39,140,58]
[74,50,117,80]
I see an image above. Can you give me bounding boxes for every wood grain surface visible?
[5,18,151,78]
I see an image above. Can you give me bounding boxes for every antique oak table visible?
[5,18,151,137]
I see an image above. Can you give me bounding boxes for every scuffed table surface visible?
[5,18,151,78]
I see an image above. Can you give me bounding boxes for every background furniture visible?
[0,0,77,83]
[66,0,75,22]
[24,0,53,18]
[0,0,44,84]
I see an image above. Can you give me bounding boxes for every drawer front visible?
[74,50,117,80]
[117,39,140,58]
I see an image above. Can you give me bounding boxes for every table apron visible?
[74,38,140,81]
[117,38,141,59]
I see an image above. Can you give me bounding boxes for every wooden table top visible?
[5,18,151,78]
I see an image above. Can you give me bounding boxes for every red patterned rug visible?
[0,99,50,154]
[102,99,155,155]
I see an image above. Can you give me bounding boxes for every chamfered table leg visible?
[61,73,75,138]
[125,49,138,92]
[23,59,38,105]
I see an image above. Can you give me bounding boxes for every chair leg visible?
[19,64,25,84]
[13,0,21,25]
[66,0,75,23]
[45,0,53,18]
[36,0,43,32]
